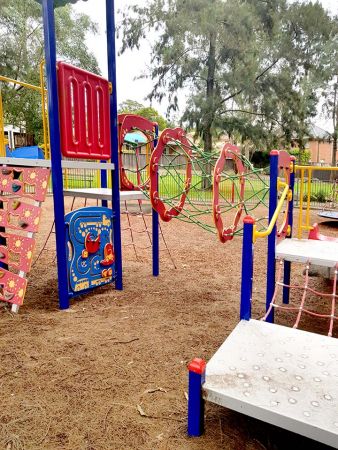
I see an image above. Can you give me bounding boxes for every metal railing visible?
[294,165,338,238]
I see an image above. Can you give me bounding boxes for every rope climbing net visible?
[147,127,270,240]
[263,260,338,337]
[121,198,176,268]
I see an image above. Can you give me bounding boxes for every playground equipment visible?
[0,61,49,158]
[318,177,338,221]
[187,151,338,447]
[0,165,50,312]
[0,0,133,311]
[148,128,270,237]
[118,114,157,191]
[297,165,338,238]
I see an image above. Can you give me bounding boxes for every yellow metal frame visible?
[39,60,50,159]
[295,165,338,239]
[0,88,6,156]
[0,67,50,158]
[253,180,291,241]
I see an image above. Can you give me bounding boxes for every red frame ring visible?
[118,114,157,191]
[276,150,293,238]
[150,128,192,222]
[213,143,245,242]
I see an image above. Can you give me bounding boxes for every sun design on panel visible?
[8,278,16,289]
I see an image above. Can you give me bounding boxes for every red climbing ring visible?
[213,143,245,243]
[118,113,157,191]
[150,128,193,222]
[276,151,293,239]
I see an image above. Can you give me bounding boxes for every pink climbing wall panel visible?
[0,198,43,233]
[0,232,35,273]
[0,166,50,201]
[0,269,27,306]
[0,165,50,307]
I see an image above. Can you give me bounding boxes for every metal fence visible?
[45,159,338,213]
[293,168,338,209]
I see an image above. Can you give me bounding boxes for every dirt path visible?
[0,198,336,449]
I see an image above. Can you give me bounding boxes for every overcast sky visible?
[73,0,337,130]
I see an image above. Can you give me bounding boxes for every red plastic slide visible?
[308,223,338,243]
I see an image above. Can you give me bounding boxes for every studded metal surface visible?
[204,320,338,448]
[276,238,338,268]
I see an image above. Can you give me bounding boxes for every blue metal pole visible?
[240,216,255,321]
[187,358,206,437]
[41,0,69,309]
[283,157,295,304]
[106,0,122,290]
[101,162,108,207]
[265,150,279,322]
[152,124,159,277]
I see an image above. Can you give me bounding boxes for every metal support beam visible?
[41,0,69,309]
[106,0,123,290]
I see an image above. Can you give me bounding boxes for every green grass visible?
[61,168,335,208]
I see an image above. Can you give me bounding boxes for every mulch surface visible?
[0,197,336,449]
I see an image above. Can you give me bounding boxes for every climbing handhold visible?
[12,200,21,210]
[12,184,22,193]
[4,291,14,301]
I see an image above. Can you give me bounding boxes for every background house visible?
[307,124,335,165]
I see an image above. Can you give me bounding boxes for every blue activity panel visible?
[65,207,115,295]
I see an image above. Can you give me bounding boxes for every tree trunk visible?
[332,80,337,168]
[202,32,216,190]
[332,133,337,167]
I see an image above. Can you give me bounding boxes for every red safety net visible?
[57,62,111,160]
[263,260,337,337]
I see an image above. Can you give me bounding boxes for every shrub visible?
[303,190,327,203]
[289,148,310,165]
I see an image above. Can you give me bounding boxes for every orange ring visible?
[213,144,245,242]
[150,128,192,222]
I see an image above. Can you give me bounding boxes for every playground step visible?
[276,238,338,268]
[203,319,338,448]
[64,188,146,202]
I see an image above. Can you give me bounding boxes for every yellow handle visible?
[253,183,290,241]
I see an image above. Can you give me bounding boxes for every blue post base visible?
[187,358,206,437]
[152,208,159,277]
[283,260,291,304]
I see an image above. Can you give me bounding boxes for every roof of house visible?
[308,123,332,141]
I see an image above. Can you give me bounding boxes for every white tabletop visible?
[204,319,338,448]
[64,188,147,201]
[276,238,338,268]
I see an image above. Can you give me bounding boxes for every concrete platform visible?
[203,319,338,448]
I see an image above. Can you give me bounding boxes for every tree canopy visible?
[118,99,170,130]
[0,0,99,144]
[119,0,338,156]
